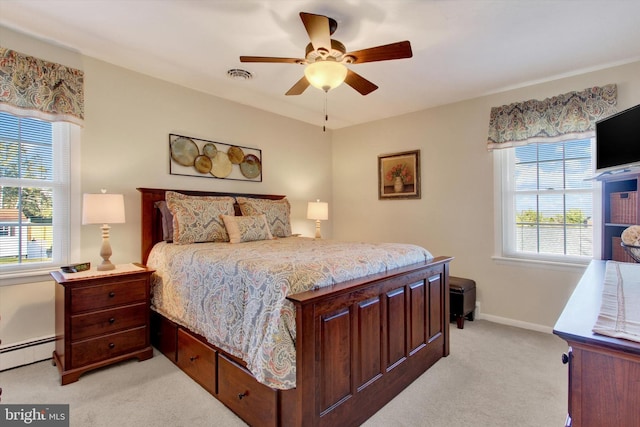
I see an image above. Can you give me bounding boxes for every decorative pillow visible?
[154,201,174,242]
[236,197,292,238]
[165,191,235,244]
[221,214,273,243]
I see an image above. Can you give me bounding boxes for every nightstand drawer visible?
[71,303,147,341]
[71,326,147,367]
[71,278,147,313]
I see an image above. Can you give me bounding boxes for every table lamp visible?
[82,190,125,270]
[307,199,328,239]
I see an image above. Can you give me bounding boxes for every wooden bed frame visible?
[138,187,452,427]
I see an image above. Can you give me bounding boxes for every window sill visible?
[0,267,58,286]
[491,255,591,273]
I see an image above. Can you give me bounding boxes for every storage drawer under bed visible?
[151,313,279,427]
[218,354,277,427]
[176,328,217,395]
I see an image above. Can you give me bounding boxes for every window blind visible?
[0,112,69,270]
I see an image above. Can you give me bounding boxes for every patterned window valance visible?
[487,84,617,151]
[0,47,84,126]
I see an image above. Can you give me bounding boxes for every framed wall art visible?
[378,150,421,199]
[169,133,262,182]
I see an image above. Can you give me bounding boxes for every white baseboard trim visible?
[0,335,55,371]
[477,312,553,334]
[472,300,553,334]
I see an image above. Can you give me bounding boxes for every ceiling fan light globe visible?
[304,61,347,92]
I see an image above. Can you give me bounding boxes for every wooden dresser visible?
[553,260,640,427]
[51,264,154,384]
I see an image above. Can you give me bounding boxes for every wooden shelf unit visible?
[599,171,640,261]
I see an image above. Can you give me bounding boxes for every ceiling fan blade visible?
[285,76,310,96]
[300,12,332,52]
[345,41,413,64]
[344,69,378,95]
[240,56,303,64]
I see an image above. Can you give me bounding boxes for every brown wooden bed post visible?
[139,188,164,264]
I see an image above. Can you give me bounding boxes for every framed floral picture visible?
[378,150,421,199]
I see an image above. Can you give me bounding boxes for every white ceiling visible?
[1,1,640,129]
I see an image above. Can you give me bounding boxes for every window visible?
[499,138,597,262]
[0,112,71,274]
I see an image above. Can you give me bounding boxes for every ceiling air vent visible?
[227,68,253,81]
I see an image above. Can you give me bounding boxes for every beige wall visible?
[0,27,332,368]
[2,24,640,369]
[332,60,640,330]
[79,56,333,266]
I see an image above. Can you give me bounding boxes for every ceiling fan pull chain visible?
[323,92,328,132]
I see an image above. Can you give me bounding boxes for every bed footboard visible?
[287,256,451,427]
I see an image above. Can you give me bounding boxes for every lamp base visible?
[97,260,116,271]
[315,219,322,239]
[97,224,116,271]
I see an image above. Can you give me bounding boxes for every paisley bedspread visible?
[147,237,433,389]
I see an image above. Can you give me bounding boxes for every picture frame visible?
[378,150,421,199]
[169,133,262,182]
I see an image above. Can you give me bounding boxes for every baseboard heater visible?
[1,336,55,353]
[0,335,55,371]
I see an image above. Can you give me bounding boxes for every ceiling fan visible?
[240,12,413,96]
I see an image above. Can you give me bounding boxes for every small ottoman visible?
[450,276,476,329]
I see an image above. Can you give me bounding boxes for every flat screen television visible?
[596,103,640,174]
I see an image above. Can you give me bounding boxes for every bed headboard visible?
[136,188,286,265]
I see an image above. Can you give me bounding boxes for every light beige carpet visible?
[0,320,568,426]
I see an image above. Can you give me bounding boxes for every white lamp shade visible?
[82,193,126,225]
[307,201,329,221]
[304,61,348,92]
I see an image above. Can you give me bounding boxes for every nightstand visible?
[51,264,154,385]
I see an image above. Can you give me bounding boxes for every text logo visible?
[1,405,69,426]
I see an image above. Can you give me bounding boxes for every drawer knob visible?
[238,391,249,400]
[109,291,116,298]
[109,343,115,349]
[109,317,116,324]
[189,355,199,362]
